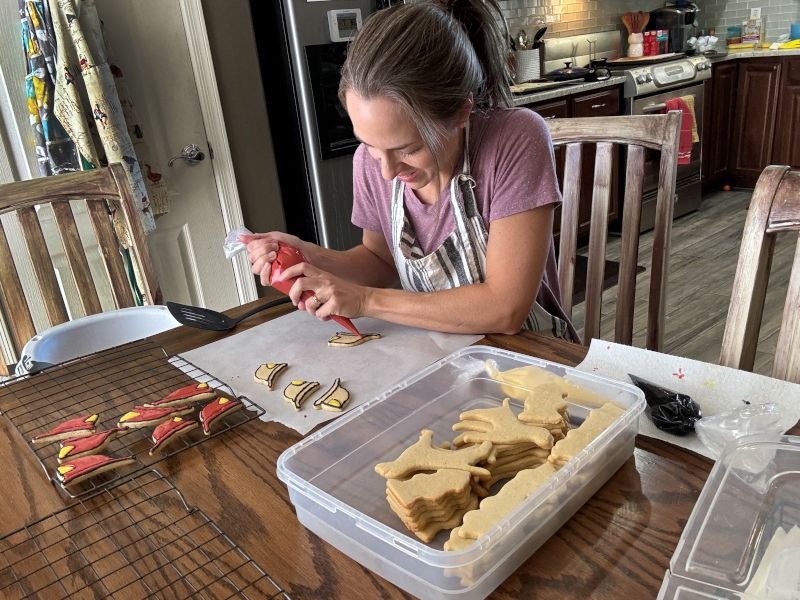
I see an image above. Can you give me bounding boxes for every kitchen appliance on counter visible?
[649,2,701,54]
[610,53,712,232]
[250,0,373,250]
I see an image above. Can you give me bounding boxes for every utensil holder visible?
[514,47,542,84]
[627,33,644,57]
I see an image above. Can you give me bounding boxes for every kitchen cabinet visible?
[701,61,737,188]
[527,86,621,239]
[772,58,800,168]
[730,58,782,187]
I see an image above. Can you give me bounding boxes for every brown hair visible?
[338,0,512,159]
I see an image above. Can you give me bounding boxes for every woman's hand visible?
[239,231,308,285]
[275,261,369,320]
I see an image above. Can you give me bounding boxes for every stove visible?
[609,54,712,99]
[609,54,713,231]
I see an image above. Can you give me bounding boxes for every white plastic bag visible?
[223,227,253,260]
[695,403,784,460]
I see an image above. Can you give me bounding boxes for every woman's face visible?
[345,92,457,191]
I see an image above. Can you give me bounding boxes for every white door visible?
[94,0,252,311]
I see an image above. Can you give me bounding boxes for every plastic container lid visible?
[659,435,800,599]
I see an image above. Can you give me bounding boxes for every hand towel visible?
[664,97,695,165]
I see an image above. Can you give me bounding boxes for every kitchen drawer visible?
[571,88,620,117]
[529,98,568,121]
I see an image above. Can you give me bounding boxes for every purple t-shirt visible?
[350,107,577,339]
[351,108,562,254]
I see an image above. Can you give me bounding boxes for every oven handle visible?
[642,102,667,113]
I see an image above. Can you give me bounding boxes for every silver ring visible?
[310,295,321,308]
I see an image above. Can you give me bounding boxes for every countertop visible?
[710,47,800,61]
[511,75,627,107]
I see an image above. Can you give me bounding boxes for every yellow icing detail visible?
[329,399,342,408]
[267,363,275,368]
[57,465,74,474]
[173,417,183,423]
[119,411,140,423]
[198,383,208,389]
[291,380,303,385]
[86,414,98,423]
[218,398,230,405]
[58,445,74,459]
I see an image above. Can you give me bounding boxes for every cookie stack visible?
[375,430,493,543]
[548,403,623,468]
[387,470,479,543]
[445,462,558,553]
[517,382,571,442]
[451,398,554,489]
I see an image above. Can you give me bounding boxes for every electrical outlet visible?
[544,14,560,23]
[750,8,761,19]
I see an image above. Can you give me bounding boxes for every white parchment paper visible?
[576,340,800,459]
[179,310,482,435]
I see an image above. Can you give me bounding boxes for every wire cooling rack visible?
[0,470,290,599]
[0,339,265,499]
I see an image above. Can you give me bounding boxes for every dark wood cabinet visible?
[527,87,621,239]
[702,61,737,187]
[772,57,800,168]
[571,89,621,234]
[730,59,782,187]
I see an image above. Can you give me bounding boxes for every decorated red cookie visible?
[143,382,216,408]
[32,414,99,444]
[117,405,193,429]
[56,454,135,487]
[199,397,242,435]
[149,417,199,455]
[58,428,125,463]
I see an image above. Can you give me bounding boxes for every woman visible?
[242,0,576,340]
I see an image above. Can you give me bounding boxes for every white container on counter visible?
[277,346,645,600]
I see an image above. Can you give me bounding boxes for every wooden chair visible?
[0,164,161,374]
[547,111,681,351]
[720,165,800,383]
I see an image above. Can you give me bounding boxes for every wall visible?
[201,0,286,237]
[499,0,664,39]
[698,0,799,41]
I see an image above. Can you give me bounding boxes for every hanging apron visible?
[390,127,570,338]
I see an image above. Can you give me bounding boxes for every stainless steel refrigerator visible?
[250,0,375,250]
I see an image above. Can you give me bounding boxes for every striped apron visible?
[389,128,569,337]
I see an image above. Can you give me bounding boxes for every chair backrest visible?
[720,165,800,383]
[547,112,681,351]
[0,164,161,370]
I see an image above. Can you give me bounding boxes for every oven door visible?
[629,82,705,229]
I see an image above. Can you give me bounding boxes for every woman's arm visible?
[281,205,554,334]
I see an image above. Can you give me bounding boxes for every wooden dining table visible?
[2,296,792,599]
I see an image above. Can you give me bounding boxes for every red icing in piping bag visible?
[269,243,362,337]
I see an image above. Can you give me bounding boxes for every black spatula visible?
[167,297,292,331]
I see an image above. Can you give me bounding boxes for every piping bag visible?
[269,243,362,337]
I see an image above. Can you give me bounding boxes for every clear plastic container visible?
[658,435,800,600]
[277,346,645,600]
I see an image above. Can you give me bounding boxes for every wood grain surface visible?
[1,296,794,599]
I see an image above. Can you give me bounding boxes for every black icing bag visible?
[628,374,702,436]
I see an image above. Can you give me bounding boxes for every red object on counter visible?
[270,243,362,337]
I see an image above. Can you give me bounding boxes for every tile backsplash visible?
[500,0,799,42]
[698,0,799,41]
[500,0,664,39]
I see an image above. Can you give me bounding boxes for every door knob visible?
[168,143,205,166]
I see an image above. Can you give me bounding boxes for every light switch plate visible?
[750,8,761,19]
